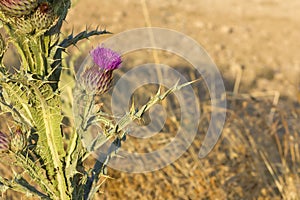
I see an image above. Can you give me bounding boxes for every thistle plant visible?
[0,0,193,199]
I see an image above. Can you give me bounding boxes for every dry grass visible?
[93,62,300,199]
[97,92,299,199]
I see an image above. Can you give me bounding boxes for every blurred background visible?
[2,0,300,199]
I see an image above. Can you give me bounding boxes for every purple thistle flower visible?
[80,46,122,95]
[90,46,122,71]
[0,131,10,152]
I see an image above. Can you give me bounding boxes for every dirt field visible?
[65,0,300,100]
[1,0,300,199]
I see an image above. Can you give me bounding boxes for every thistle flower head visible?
[0,131,10,152]
[80,46,122,95]
[0,0,38,17]
[90,46,122,71]
[10,127,26,152]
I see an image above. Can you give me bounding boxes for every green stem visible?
[29,37,46,76]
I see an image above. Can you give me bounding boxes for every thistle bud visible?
[14,16,33,34]
[0,0,38,17]
[14,2,56,34]
[80,46,122,95]
[10,127,26,152]
[31,2,56,31]
[0,131,10,152]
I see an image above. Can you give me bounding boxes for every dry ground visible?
[1,0,300,199]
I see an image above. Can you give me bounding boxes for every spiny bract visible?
[0,0,38,17]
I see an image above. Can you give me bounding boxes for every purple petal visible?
[90,46,122,71]
[0,131,10,151]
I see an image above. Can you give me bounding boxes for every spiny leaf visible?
[0,75,68,199]
[28,81,68,199]
[0,77,56,177]
[0,175,50,199]
[16,152,58,198]
[59,28,111,50]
